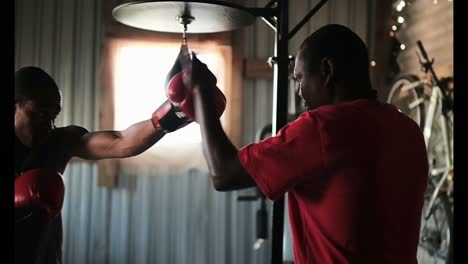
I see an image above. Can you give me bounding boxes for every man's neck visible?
[15,127,32,147]
[333,81,375,104]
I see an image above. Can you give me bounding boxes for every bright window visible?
[111,40,228,175]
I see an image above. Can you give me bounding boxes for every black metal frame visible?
[246,1,328,263]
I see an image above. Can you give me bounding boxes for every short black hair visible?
[299,24,370,81]
[15,66,61,105]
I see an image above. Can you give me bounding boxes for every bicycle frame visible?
[398,80,453,220]
[388,40,453,263]
[423,84,453,219]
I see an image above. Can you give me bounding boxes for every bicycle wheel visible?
[387,75,425,127]
[417,190,453,264]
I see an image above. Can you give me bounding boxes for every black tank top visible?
[15,129,68,264]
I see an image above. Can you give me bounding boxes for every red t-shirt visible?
[238,99,428,264]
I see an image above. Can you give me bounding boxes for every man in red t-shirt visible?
[188,24,428,263]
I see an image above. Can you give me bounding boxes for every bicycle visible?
[386,40,453,264]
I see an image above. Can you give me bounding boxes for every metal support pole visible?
[287,0,328,40]
[270,0,289,263]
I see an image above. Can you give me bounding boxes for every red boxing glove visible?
[151,42,193,132]
[15,168,65,218]
[165,42,191,104]
[179,85,226,122]
[151,99,191,132]
[180,52,226,122]
[166,70,190,104]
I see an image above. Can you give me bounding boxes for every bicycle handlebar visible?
[416,40,429,61]
[416,40,441,85]
[416,40,453,114]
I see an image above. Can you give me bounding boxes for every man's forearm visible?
[117,120,166,157]
[193,86,238,177]
[192,85,257,191]
[79,120,165,160]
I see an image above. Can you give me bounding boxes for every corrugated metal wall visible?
[15,0,373,263]
[15,0,102,130]
[61,168,270,264]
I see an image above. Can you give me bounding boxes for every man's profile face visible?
[15,92,61,146]
[293,51,329,111]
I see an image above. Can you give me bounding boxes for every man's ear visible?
[15,102,22,113]
[320,57,335,86]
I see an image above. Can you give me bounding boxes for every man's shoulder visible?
[318,98,380,112]
[50,126,90,157]
[311,99,388,121]
[53,125,89,138]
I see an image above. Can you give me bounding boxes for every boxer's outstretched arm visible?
[65,120,165,160]
[192,84,256,191]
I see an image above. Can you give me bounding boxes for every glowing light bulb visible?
[396,1,406,12]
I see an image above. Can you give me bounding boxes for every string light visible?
[370,61,376,67]
[387,0,414,80]
[396,1,406,12]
